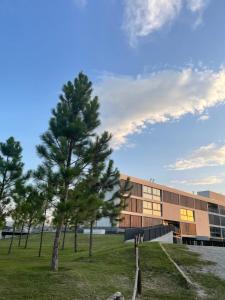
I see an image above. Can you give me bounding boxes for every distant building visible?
[118,174,225,242]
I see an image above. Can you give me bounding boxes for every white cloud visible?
[171,175,224,186]
[123,0,182,46]
[186,0,209,28]
[168,143,225,170]
[198,114,209,121]
[123,0,209,45]
[186,0,208,13]
[96,68,225,149]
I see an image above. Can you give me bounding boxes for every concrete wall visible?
[162,202,180,222]
[195,210,210,237]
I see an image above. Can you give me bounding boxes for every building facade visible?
[119,174,225,241]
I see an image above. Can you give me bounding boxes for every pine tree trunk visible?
[24,221,32,249]
[51,222,63,272]
[18,222,24,247]
[61,222,67,251]
[74,223,78,253]
[8,223,16,255]
[89,221,94,258]
[38,210,46,257]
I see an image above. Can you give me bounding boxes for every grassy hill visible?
[0,233,225,299]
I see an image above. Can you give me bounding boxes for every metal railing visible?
[124,224,178,242]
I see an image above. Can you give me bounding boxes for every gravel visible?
[188,245,225,280]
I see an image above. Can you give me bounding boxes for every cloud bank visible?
[171,175,224,186]
[123,0,209,45]
[169,143,225,170]
[96,68,225,149]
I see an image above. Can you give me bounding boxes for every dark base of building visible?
[180,236,225,247]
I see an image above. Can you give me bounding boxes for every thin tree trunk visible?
[89,221,94,257]
[51,221,63,272]
[24,221,32,249]
[61,222,68,250]
[8,223,16,255]
[74,223,78,253]
[38,210,46,257]
[18,222,24,247]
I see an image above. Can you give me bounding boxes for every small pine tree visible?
[0,137,24,228]
[80,133,132,257]
[33,163,57,257]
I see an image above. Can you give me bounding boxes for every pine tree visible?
[80,132,132,257]
[0,137,24,228]
[22,186,44,249]
[36,73,100,271]
[33,163,57,257]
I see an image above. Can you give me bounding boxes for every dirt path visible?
[188,245,225,280]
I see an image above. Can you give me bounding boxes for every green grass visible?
[0,233,135,300]
[1,234,225,299]
[140,243,197,299]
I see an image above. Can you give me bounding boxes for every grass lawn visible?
[0,234,224,299]
[0,233,135,300]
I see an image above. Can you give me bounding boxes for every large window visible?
[143,201,161,216]
[210,226,221,238]
[143,186,161,202]
[208,203,219,214]
[180,209,194,222]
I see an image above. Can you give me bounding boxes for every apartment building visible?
[119,174,225,241]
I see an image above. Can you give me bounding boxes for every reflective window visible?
[180,209,194,222]
[143,186,161,201]
[143,201,161,216]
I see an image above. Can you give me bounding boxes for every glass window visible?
[143,209,153,215]
[180,209,194,222]
[152,195,161,202]
[208,203,219,214]
[152,188,161,196]
[143,201,161,216]
[210,226,221,238]
[143,193,153,199]
[143,186,161,201]
[143,201,152,209]
[221,228,225,238]
[153,203,160,210]
[153,210,161,216]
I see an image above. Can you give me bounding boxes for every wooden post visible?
[137,269,142,295]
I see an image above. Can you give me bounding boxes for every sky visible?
[1,0,225,194]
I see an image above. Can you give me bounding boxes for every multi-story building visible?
[119,174,225,242]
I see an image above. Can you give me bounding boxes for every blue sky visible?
[1,0,225,194]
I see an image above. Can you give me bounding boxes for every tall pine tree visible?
[36,73,100,271]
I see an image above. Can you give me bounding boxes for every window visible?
[195,199,207,211]
[152,188,161,196]
[219,206,225,216]
[221,228,225,239]
[210,226,221,238]
[130,182,142,197]
[209,214,220,226]
[143,201,161,216]
[143,201,152,209]
[180,209,194,222]
[180,196,195,208]
[143,186,161,201]
[208,203,219,214]
[163,191,179,205]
